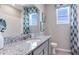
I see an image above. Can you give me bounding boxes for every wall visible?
[0,5,22,37]
[34,4,45,13]
[45,4,71,50]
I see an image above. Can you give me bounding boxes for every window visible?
[29,13,37,26]
[56,6,70,24]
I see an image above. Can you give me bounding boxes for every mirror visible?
[0,18,6,32]
[29,12,40,33]
[23,6,45,34]
[0,4,45,37]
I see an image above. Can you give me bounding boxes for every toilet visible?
[51,42,57,55]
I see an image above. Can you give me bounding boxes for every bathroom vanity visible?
[0,5,50,55]
[0,35,51,55]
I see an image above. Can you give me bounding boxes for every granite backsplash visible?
[4,34,30,45]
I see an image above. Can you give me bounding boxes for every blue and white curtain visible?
[23,6,39,34]
[23,7,29,34]
[55,4,78,55]
[70,4,78,55]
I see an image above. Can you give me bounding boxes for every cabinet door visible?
[48,39,52,55]
[28,53,33,55]
[44,46,48,55]
[43,40,49,55]
[39,50,44,55]
[33,40,48,55]
[33,45,44,55]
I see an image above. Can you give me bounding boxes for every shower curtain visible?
[70,4,78,55]
[55,4,78,55]
[23,7,30,34]
[23,7,39,34]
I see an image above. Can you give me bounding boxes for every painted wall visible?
[34,4,45,13]
[45,4,71,50]
[0,5,22,37]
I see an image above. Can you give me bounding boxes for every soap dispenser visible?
[0,32,4,49]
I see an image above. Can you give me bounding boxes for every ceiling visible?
[11,4,35,11]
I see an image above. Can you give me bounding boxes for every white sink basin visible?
[26,40,41,43]
[26,40,41,49]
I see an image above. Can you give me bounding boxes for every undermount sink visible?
[31,35,45,39]
[26,40,41,49]
[26,39,41,43]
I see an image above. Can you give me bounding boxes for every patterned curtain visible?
[70,4,78,55]
[55,4,78,55]
[23,6,39,34]
[23,7,29,34]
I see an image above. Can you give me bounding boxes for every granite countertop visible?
[0,35,51,55]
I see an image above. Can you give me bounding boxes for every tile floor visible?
[56,50,71,55]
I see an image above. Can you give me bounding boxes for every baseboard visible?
[56,48,71,53]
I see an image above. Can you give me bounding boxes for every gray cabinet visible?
[44,46,48,55]
[27,39,50,55]
[28,52,33,55]
[38,50,44,55]
[33,40,49,55]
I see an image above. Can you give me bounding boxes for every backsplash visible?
[4,34,30,45]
